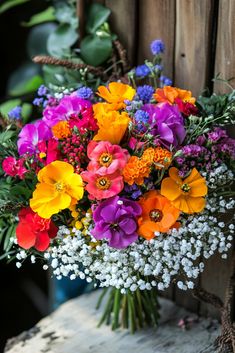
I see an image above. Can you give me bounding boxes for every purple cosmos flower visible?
[17,120,52,156]
[43,94,92,128]
[91,196,142,249]
[142,102,186,148]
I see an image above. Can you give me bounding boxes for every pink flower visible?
[87,141,129,175]
[2,156,27,179]
[128,137,145,151]
[82,170,124,200]
[37,138,60,165]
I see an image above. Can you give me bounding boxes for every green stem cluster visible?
[96,287,160,333]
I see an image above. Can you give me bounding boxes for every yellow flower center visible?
[39,152,46,159]
[99,153,113,167]
[181,183,191,193]
[96,177,111,190]
[55,181,66,192]
[149,209,163,222]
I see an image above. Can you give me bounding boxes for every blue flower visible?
[33,98,44,106]
[135,64,151,77]
[137,85,154,103]
[134,110,149,131]
[150,39,165,55]
[154,64,163,72]
[160,75,172,86]
[77,86,93,100]
[37,85,48,96]
[8,106,22,120]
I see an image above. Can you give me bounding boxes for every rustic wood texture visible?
[138,0,176,80]
[105,0,137,65]
[174,0,215,96]
[213,0,235,93]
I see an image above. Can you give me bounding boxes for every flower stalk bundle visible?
[0,40,235,338]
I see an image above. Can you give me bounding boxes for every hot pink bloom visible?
[87,141,129,175]
[2,156,27,179]
[37,138,60,165]
[82,170,124,200]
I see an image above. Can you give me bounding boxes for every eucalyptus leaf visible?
[86,3,111,34]
[22,6,56,27]
[80,35,112,66]
[0,99,21,116]
[27,22,57,57]
[47,23,78,57]
[0,0,30,14]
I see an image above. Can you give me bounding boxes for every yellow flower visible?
[93,105,130,144]
[30,161,84,219]
[97,82,136,110]
[161,167,207,214]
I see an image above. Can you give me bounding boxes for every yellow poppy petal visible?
[169,167,182,183]
[161,177,181,201]
[186,196,206,214]
[189,182,208,197]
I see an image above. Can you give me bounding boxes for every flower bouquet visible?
[1,40,235,336]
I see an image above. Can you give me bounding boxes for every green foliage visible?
[47,23,78,57]
[0,0,30,14]
[197,93,229,117]
[85,3,111,34]
[27,22,58,57]
[0,99,21,116]
[22,6,56,27]
[80,35,112,66]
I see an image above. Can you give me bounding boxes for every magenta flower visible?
[43,94,97,133]
[17,121,52,156]
[2,156,27,179]
[143,102,186,148]
[92,196,142,248]
[87,141,129,175]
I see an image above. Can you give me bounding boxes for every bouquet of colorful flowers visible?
[1,40,235,333]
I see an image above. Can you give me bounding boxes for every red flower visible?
[16,208,58,251]
[175,98,198,117]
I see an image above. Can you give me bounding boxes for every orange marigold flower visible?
[138,190,180,239]
[52,121,71,139]
[161,167,208,214]
[154,86,196,105]
[142,147,172,169]
[122,156,151,185]
[97,82,136,110]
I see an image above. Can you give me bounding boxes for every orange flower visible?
[138,190,180,239]
[154,86,196,105]
[142,147,172,169]
[122,156,151,185]
[161,167,207,214]
[97,82,136,110]
[93,104,130,145]
[52,121,71,139]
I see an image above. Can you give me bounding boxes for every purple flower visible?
[17,120,52,156]
[134,110,149,130]
[135,64,151,77]
[8,106,22,120]
[137,85,154,103]
[142,102,186,148]
[160,75,172,87]
[91,196,142,249]
[43,94,92,127]
[154,64,163,72]
[77,86,93,100]
[208,128,227,142]
[150,39,165,55]
[33,98,44,106]
[37,85,48,96]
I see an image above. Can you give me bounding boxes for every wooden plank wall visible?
[102,0,235,318]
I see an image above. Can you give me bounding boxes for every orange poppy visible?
[138,190,180,240]
[154,86,196,105]
[161,167,207,214]
[97,82,136,110]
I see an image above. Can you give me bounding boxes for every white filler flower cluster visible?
[45,187,234,292]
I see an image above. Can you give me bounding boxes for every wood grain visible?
[174,0,215,96]
[105,0,137,65]
[214,0,235,93]
[138,0,176,80]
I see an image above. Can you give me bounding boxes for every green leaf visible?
[27,22,57,57]
[0,99,21,116]
[47,23,78,57]
[54,3,77,27]
[22,6,56,27]
[7,62,43,96]
[21,103,32,123]
[0,0,30,14]
[86,3,111,34]
[80,35,112,66]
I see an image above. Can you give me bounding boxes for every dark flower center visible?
[149,209,163,222]
[96,176,111,190]
[99,153,113,167]
[181,183,191,193]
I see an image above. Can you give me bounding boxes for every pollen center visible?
[99,153,113,167]
[96,177,111,190]
[181,183,191,193]
[149,209,163,222]
[55,181,65,192]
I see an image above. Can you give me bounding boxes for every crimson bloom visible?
[2,156,27,179]
[16,208,58,251]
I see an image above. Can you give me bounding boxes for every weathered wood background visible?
[91,0,235,318]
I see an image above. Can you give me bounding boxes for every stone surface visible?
[4,290,220,353]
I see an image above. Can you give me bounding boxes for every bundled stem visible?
[192,251,235,353]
